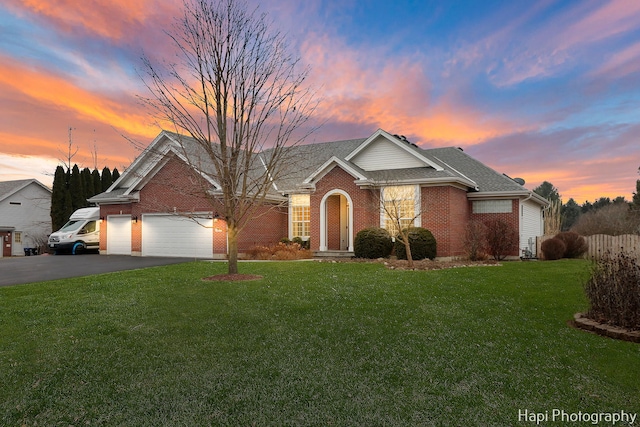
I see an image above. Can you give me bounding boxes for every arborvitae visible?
[69,164,86,211]
[81,167,94,200]
[92,169,101,195]
[51,165,71,231]
[101,167,113,192]
[112,167,120,183]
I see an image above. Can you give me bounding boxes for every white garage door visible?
[107,215,132,255]
[142,214,213,258]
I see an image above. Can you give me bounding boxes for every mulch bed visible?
[317,257,501,271]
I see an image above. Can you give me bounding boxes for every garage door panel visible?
[107,215,132,255]
[142,215,213,258]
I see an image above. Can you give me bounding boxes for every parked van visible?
[48,207,100,254]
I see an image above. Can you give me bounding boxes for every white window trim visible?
[379,185,421,232]
[288,194,310,240]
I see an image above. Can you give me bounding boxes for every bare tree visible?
[377,184,422,268]
[139,0,317,274]
[59,126,79,173]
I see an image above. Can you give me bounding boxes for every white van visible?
[48,207,100,254]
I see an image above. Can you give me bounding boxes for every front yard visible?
[1,260,638,425]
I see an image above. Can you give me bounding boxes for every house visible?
[0,179,52,257]
[89,129,548,259]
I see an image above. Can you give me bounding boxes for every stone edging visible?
[572,313,640,343]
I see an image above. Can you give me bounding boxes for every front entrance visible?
[319,190,353,252]
[0,231,12,257]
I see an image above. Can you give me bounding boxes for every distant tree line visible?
[50,165,120,231]
[534,168,640,236]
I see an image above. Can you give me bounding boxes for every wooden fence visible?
[537,234,640,260]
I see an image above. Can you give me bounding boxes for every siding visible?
[520,199,543,256]
[350,136,425,171]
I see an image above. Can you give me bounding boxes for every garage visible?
[142,214,213,258]
[107,215,132,255]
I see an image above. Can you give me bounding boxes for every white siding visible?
[520,200,543,256]
[350,136,426,171]
[0,182,51,255]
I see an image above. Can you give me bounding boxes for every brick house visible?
[90,129,548,259]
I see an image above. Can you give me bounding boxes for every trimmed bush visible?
[354,227,393,259]
[585,251,640,330]
[554,231,588,258]
[395,227,437,260]
[541,237,566,260]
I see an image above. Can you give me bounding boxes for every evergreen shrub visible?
[354,228,393,259]
[395,227,437,260]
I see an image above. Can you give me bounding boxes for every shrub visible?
[354,227,393,259]
[483,218,518,261]
[571,203,640,236]
[584,251,640,330]
[463,220,488,261]
[554,231,588,258]
[541,237,566,260]
[246,242,312,260]
[394,227,437,260]
[291,236,310,249]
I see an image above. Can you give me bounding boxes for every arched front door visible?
[319,190,353,252]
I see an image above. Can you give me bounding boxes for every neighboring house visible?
[0,179,52,257]
[90,129,548,259]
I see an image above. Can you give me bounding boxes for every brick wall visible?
[310,166,378,251]
[421,186,470,257]
[469,199,520,256]
[99,156,287,256]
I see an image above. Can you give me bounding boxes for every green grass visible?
[1,260,638,426]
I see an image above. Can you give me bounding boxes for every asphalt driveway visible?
[0,254,192,287]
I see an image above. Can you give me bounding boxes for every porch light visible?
[132,216,138,223]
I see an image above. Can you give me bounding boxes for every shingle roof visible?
[0,179,51,202]
[91,130,543,204]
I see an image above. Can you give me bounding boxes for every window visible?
[14,232,21,243]
[472,200,512,214]
[382,185,417,235]
[290,194,310,239]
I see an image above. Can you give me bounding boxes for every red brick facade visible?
[99,156,523,259]
[99,156,287,255]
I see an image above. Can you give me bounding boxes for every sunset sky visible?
[1,0,639,203]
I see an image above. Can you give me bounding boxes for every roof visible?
[90,129,548,206]
[0,179,51,203]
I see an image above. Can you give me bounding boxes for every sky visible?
[1,0,639,204]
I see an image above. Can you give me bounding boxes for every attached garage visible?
[142,214,213,258]
[107,215,132,255]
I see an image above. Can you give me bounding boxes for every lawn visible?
[1,260,638,426]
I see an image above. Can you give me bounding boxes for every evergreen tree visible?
[112,167,120,182]
[69,164,86,211]
[92,169,102,195]
[81,167,94,200]
[561,198,581,231]
[50,166,72,230]
[101,166,113,192]
[533,181,561,202]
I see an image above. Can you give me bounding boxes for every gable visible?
[345,130,443,172]
[350,135,426,171]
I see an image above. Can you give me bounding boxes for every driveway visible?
[0,254,192,287]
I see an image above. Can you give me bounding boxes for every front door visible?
[1,232,11,257]
[326,194,350,251]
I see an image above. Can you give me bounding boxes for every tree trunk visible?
[404,239,414,269]
[227,225,239,275]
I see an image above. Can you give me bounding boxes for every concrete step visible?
[313,250,354,258]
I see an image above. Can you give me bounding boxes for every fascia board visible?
[303,156,368,184]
